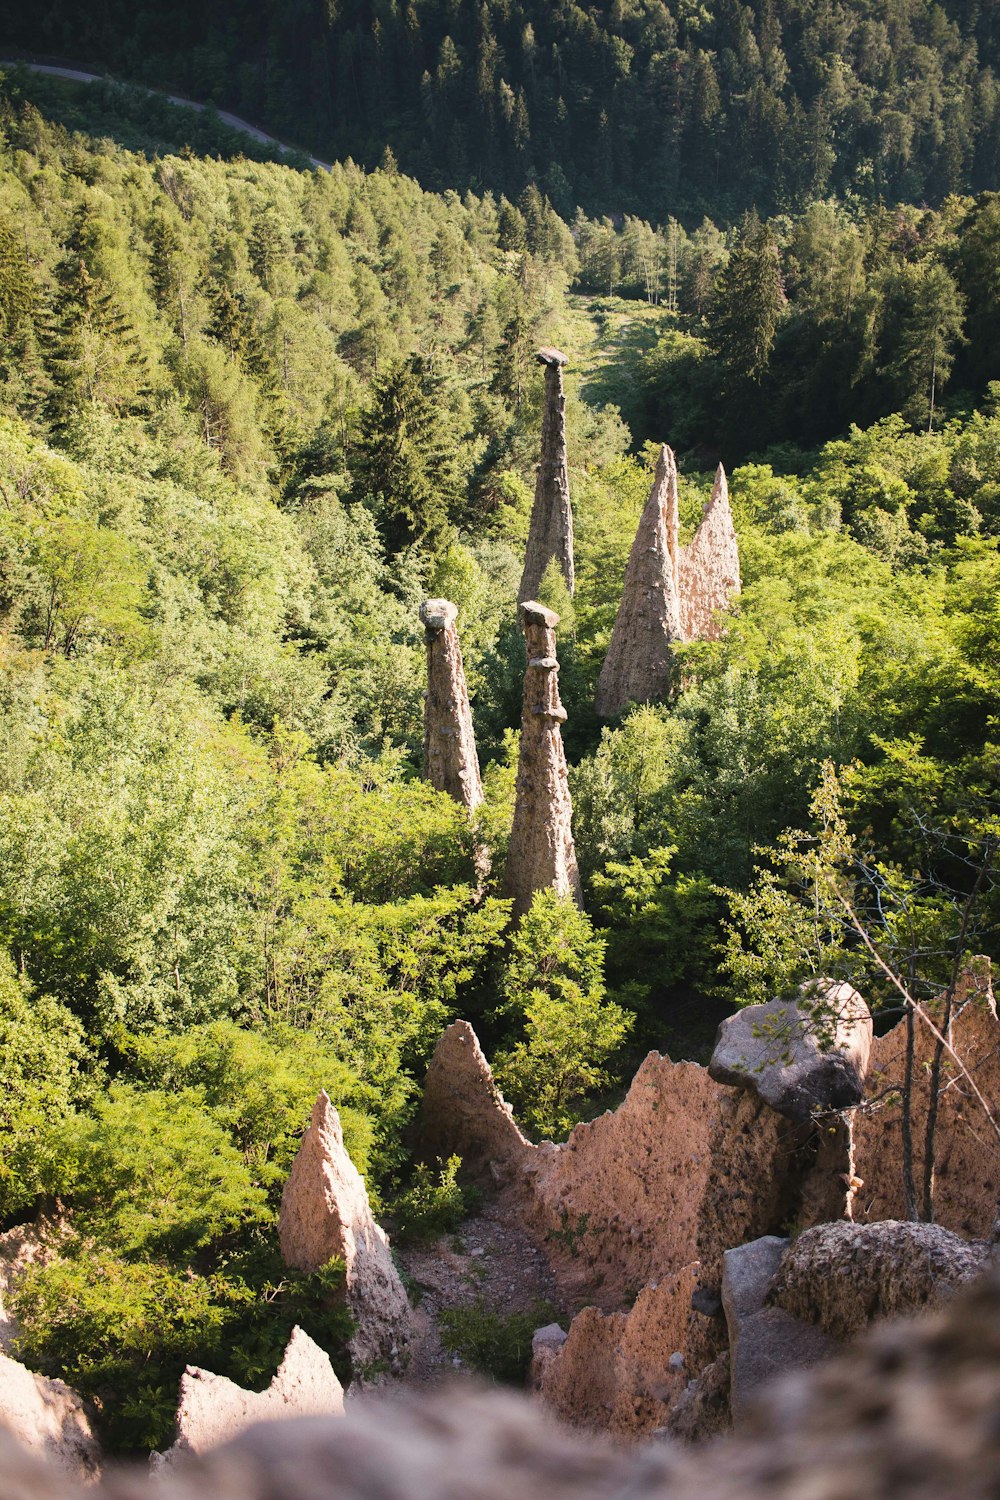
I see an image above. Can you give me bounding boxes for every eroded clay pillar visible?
[678,462,741,641]
[518,348,575,603]
[595,445,683,718]
[503,600,582,920]
[420,598,483,816]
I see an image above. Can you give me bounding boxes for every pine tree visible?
[706,210,786,392]
[352,355,464,559]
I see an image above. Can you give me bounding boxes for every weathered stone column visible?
[595,445,683,718]
[518,347,575,603]
[678,462,741,641]
[419,598,483,816]
[503,600,582,920]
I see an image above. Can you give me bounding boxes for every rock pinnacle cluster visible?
[518,347,575,603]
[597,452,741,717]
[595,445,683,718]
[419,598,483,817]
[503,600,582,920]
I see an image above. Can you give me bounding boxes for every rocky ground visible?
[394,1200,564,1387]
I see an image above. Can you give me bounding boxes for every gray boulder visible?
[709,982,873,1120]
[722,1237,836,1423]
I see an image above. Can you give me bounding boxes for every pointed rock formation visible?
[279,1092,411,1374]
[595,445,683,718]
[537,1264,700,1438]
[419,599,483,816]
[0,1351,100,1482]
[503,601,582,919]
[678,463,741,641]
[420,1019,534,1185]
[596,457,741,718]
[158,1328,343,1463]
[518,348,574,603]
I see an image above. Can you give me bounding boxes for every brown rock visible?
[526,1052,792,1312]
[538,1266,699,1438]
[769,1219,990,1341]
[595,446,683,718]
[677,464,741,641]
[519,354,574,602]
[157,1328,344,1464]
[854,963,1000,1237]
[419,599,483,816]
[0,1350,99,1482]
[419,1020,535,1186]
[665,1351,732,1443]
[503,601,582,920]
[279,1092,411,1374]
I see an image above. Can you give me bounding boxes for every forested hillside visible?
[4,0,1000,220]
[0,77,997,1455]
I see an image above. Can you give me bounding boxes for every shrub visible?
[391,1155,477,1242]
[438,1299,562,1384]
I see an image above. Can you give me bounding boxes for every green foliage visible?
[438,1299,561,1385]
[13,1245,350,1453]
[391,1156,477,1244]
[492,893,633,1140]
[0,950,91,1217]
[8,3,1000,224]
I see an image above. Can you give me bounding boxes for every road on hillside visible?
[0,59,333,171]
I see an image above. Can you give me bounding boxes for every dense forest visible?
[4,0,1000,220]
[0,45,996,1460]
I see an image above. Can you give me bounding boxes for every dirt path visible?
[0,59,333,170]
[396,1199,564,1387]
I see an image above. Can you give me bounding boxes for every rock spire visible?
[597,455,742,716]
[518,348,575,603]
[279,1091,411,1375]
[419,598,483,816]
[595,445,683,718]
[503,600,582,920]
[678,462,742,641]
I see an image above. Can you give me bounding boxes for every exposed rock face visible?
[0,1220,63,1356]
[709,982,873,1121]
[0,1350,99,1482]
[537,1265,699,1438]
[158,1328,343,1463]
[419,599,483,816]
[854,964,1000,1238]
[722,1237,835,1423]
[769,1220,990,1341]
[279,1091,411,1373]
[519,348,574,603]
[419,1020,535,1186]
[677,464,741,642]
[503,601,582,919]
[595,446,683,718]
[666,1351,732,1443]
[525,1051,793,1310]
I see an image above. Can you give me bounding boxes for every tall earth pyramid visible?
[518,348,575,603]
[677,462,741,641]
[503,601,582,920]
[595,445,683,718]
[597,458,742,717]
[419,598,483,816]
